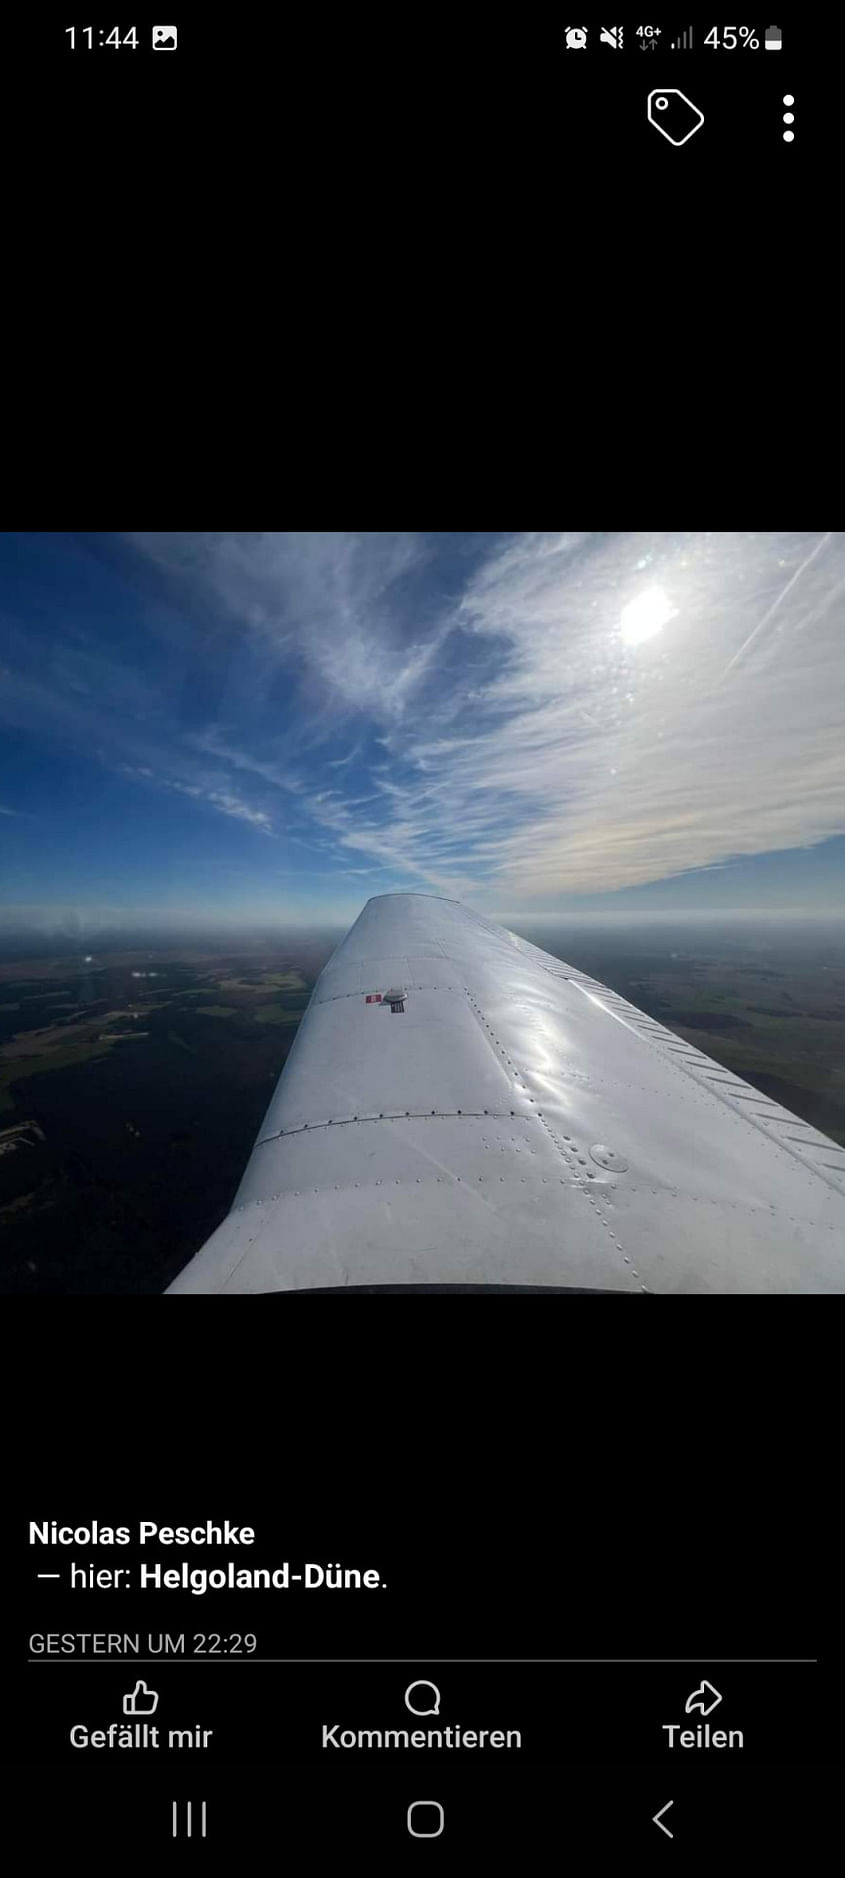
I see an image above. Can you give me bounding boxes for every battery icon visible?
[765,25,783,50]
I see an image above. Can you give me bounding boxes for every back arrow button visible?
[653,1800,674,1839]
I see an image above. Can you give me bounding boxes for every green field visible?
[250,1004,304,1025]
[0,941,334,1291]
[0,1033,119,1112]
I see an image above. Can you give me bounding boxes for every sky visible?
[0,530,843,941]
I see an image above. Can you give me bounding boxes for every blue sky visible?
[1,531,843,938]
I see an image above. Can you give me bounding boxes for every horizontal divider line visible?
[27,1656,819,1664]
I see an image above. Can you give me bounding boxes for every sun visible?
[619,585,677,647]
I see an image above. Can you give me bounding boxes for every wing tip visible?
[363,890,465,910]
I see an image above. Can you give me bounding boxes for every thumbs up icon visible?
[123,1680,159,1715]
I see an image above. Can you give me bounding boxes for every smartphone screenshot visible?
[1,525,839,1861]
[0,14,837,1871]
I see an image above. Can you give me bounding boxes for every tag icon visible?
[648,89,704,145]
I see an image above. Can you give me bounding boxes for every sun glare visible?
[619,585,677,647]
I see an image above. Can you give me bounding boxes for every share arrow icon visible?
[684,1680,723,1716]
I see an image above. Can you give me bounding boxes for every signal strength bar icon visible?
[671,26,694,48]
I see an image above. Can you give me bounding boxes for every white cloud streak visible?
[190,530,842,906]
[118,767,273,834]
[146,531,845,901]
[128,530,441,728]
[5,532,844,914]
[398,532,843,900]
[167,782,273,833]
[718,530,834,679]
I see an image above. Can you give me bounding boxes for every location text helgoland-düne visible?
[66,1562,384,1593]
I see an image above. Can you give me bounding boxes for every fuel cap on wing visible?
[590,1144,629,1172]
[648,89,704,145]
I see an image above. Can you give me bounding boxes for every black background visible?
[3,13,820,190]
[1,7,828,516]
[0,11,837,1868]
[2,1313,837,1861]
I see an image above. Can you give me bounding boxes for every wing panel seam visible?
[462,987,645,1290]
[256,1107,527,1145]
[567,978,845,1197]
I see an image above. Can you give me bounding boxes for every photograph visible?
[2,530,843,1292]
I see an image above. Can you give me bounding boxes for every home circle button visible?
[408,1801,445,1838]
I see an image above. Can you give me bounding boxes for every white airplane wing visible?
[168,892,845,1293]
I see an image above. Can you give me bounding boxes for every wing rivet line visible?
[466,981,641,1288]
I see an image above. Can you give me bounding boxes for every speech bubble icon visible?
[405,1680,441,1716]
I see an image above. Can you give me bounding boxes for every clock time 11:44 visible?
[65,27,139,49]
